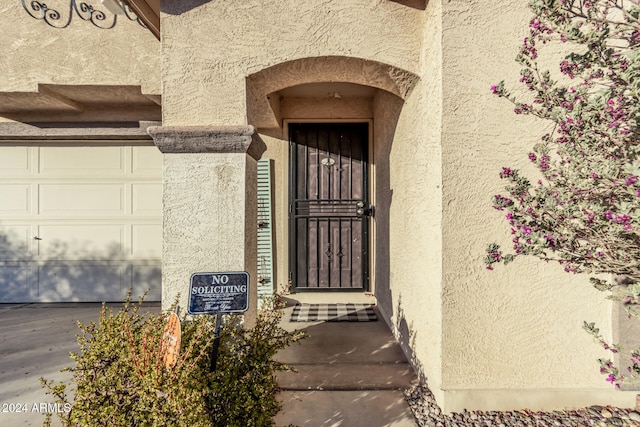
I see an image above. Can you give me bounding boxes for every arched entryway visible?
[246,56,419,131]
[246,56,418,296]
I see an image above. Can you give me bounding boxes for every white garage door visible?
[0,144,162,302]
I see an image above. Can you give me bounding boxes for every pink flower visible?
[500,167,514,178]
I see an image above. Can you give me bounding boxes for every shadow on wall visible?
[370,90,431,386]
[162,0,211,15]
[390,0,427,10]
[162,0,427,15]
[614,278,640,391]
[0,229,161,303]
[371,91,402,317]
[395,294,426,384]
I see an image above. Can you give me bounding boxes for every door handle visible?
[355,202,373,217]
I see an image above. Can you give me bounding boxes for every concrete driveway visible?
[0,302,160,426]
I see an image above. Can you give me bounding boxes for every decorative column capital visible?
[148,125,266,160]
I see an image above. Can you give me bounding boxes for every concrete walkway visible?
[0,302,161,427]
[0,299,418,426]
[274,296,419,427]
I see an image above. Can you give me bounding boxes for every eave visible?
[124,0,160,40]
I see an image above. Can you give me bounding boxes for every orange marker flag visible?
[161,312,181,370]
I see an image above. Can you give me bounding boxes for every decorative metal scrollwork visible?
[21,0,146,30]
[325,243,333,259]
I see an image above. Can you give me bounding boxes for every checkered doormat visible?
[290,303,377,322]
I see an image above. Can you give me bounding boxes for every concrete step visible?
[274,300,419,426]
[274,390,418,427]
[277,362,418,390]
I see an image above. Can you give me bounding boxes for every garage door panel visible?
[39,224,125,258]
[0,263,33,301]
[132,224,161,257]
[0,144,161,302]
[39,184,125,216]
[132,146,162,175]
[0,147,32,176]
[0,184,33,216]
[39,146,125,176]
[0,225,33,259]
[38,263,126,302]
[132,184,162,215]
[130,264,162,301]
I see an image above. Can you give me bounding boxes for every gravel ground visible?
[405,386,640,427]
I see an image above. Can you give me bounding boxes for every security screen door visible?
[289,123,370,291]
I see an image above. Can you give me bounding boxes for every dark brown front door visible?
[289,123,370,291]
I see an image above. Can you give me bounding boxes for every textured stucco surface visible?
[150,128,261,325]
[0,3,160,94]
[247,56,419,130]
[161,0,423,126]
[375,0,445,404]
[438,0,635,411]
[149,125,265,159]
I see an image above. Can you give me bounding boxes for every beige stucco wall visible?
[156,148,258,324]
[161,0,423,126]
[375,0,445,403]
[0,3,159,94]
[438,0,636,411]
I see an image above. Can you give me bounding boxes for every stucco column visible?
[148,125,266,326]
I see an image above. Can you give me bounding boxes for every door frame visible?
[284,120,375,293]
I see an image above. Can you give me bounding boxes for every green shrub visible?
[41,293,305,427]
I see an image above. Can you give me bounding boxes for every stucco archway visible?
[246,56,419,131]
[245,55,417,303]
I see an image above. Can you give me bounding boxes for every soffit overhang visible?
[0,120,160,143]
[124,0,160,40]
[0,84,161,122]
[0,1,161,122]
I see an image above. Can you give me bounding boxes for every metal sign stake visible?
[210,312,223,372]
[186,271,250,373]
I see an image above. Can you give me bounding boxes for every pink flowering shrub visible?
[485,0,640,387]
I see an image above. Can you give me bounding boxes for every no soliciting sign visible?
[188,272,249,315]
